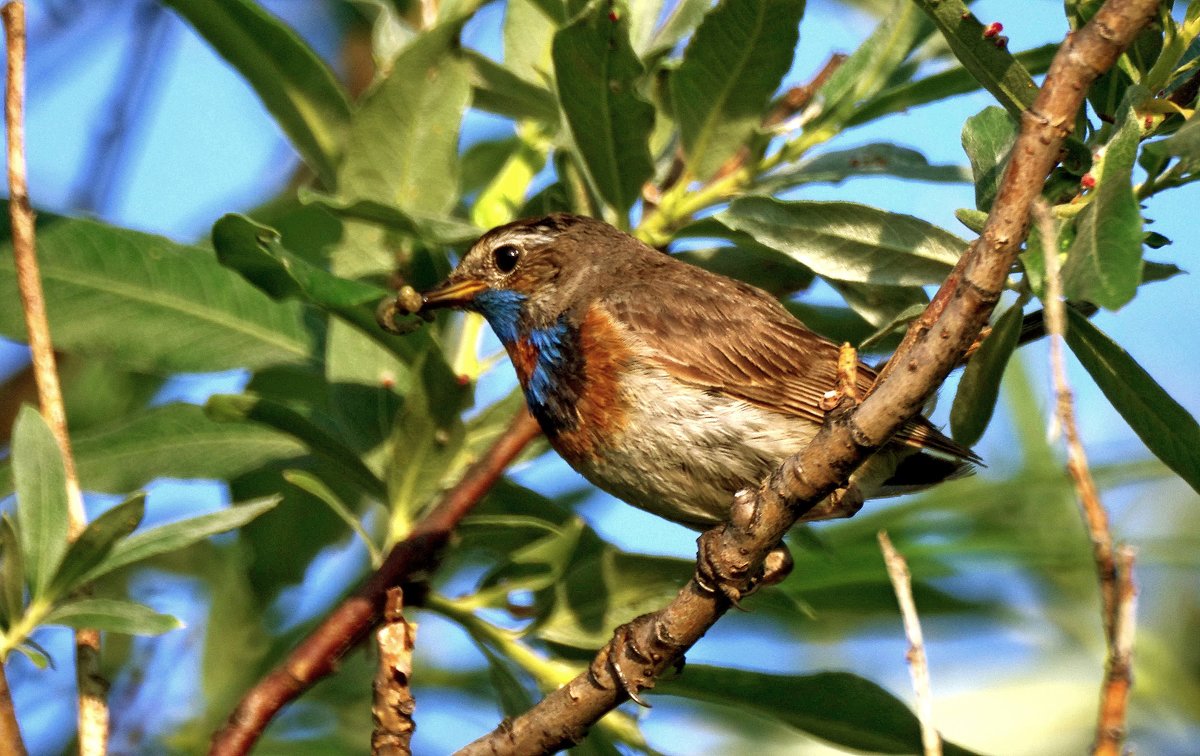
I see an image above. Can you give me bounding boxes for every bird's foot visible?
[796,483,864,523]
[589,615,681,707]
[695,531,793,607]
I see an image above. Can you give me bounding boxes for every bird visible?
[413,213,979,531]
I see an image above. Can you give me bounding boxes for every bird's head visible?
[420,213,621,341]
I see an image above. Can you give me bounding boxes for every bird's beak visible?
[419,278,488,312]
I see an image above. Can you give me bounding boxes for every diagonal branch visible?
[209,409,542,756]
[459,1,1160,752]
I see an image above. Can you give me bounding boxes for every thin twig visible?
[209,409,542,756]
[372,588,417,755]
[3,3,107,754]
[878,531,940,756]
[460,2,1159,752]
[1096,546,1137,756]
[1034,199,1118,631]
[1033,200,1137,754]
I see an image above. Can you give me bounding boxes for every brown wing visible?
[604,262,978,463]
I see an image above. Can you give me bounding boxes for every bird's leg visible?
[795,481,864,523]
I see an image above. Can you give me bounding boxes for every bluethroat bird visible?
[413,213,979,530]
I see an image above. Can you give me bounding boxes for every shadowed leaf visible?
[951,303,1023,446]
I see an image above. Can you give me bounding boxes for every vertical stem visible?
[1033,200,1136,754]
[0,660,26,756]
[878,531,941,756]
[2,3,107,753]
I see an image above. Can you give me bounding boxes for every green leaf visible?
[849,43,1058,126]
[212,213,433,362]
[756,143,972,193]
[82,497,280,584]
[162,0,351,186]
[718,198,963,286]
[553,7,655,214]
[914,0,1039,118]
[282,470,382,567]
[43,598,181,635]
[0,516,25,627]
[0,210,317,373]
[385,352,471,533]
[961,106,1018,212]
[0,403,305,497]
[826,279,930,330]
[301,192,481,245]
[1062,90,1147,310]
[950,304,1023,446]
[808,1,930,133]
[47,493,145,600]
[1064,308,1200,494]
[657,666,978,755]
[338,22,470,217]
[671,0,806,179]
[11,407,70,599]
[206,393,387,500]
[463,49,560,124]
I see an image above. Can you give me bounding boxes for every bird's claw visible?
[590,619,657,707]
[797,483,864,523]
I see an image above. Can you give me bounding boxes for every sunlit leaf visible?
[1062,89,1147,310]
[719,197,963,286]
[671,0,805,179]
[0,208,317,373]
[43,598,181,635]
[1065,308,1200,494]
[950,303,1023,446]
[11,407,69,599]
[338,21,470,217]
[914,0,1039,118]
[553,6,655,213]
[162,0,351,186]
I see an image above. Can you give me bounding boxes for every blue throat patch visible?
[472,289,580,435]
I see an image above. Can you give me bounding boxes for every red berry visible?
[1080,173,1096,190]
[983,22,1003,38]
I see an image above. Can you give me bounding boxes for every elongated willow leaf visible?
[719,197,963,286]
[658,666,979,755]
[0,208,316,373]
[553,6,655,214]
[10,407,69,599]
[671,0,806,179]
[163,0,351,186]
[1065,308,1200,494]
[913,0,1040,118]
[950,304,1023,446]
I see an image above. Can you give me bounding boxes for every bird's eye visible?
[492,244,520,274]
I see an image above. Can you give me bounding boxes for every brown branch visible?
[372,588,417,755]
[460,1,1159,752]
[3,3,106,753]
[209,409,542,756]
[1033,201,1138,754]
[1034,200,1118,631]
[878,531,940,756]
[1095,546,1137,756]
[0,656,25,756]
